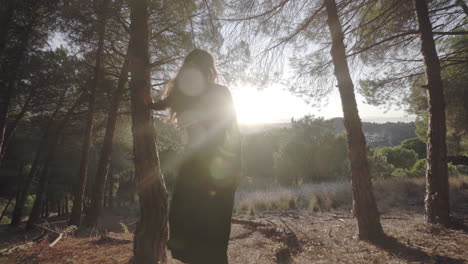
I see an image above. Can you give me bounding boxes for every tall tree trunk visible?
[0,86,36,162]
[10,144,44,226]
[0,23,29,167]
[0,80,13,156]
[65,196,69,214]
[413,0,450,227]
[129,0,168,262]
[29,157,56,228]
[85,57,129,227]
[324,0,384,241]
[27,94,86,229]
[106,164,114,209]
[9,90,79,227]
[0,57,23,164]
[57,199,61,216]
[69,0,111,227]
[0,0,15,57]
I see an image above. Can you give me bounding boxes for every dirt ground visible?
[1,210,467,264]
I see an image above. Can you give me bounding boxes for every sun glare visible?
[231,83,311,124]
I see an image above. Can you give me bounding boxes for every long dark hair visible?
[163,49,218,118]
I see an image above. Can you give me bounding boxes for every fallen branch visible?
[34,224,77,248]
[49,233,63,247]
[33,224,61,234]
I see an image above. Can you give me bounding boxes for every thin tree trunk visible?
[0,80,13,156]
[69,0,111,227]
[57,200,61,216]
[0,86,36,162]
[456,0,468,16]
[10,146,44,226]
[413,0,450,227]
[0,27,28,166]
[129,0,168,262]
[9,90,80,227]
[324,0,384,241]
[107,164,114,209]
[45,198,49,218]
[85,57,129,227]
[27,94,85,229]
[0,196,13,223]
[65,196,69,214]
[0,0,15,57]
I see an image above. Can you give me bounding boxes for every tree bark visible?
[413,0,450,227]
[324,0,384,241]
[85,57,129,227]
[129,0,168,262]
[69,0,111,227]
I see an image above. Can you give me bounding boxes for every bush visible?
[401,137,426,159]
[368,149,395,179]
[457,165,468,175]
[375,146,419,170]
[391,168,409,178]
[409,159,426,178]
[448,163,459,177]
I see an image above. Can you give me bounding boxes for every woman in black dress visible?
[150,49,242,264]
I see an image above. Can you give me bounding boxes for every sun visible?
[230,83,310,124]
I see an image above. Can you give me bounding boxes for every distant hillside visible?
[240,118,416,148]
[330,118,416,148]
[239,122,290,134]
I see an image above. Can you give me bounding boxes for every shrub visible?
[391,168,409,178]
[368,149,395,179]
[409,159,426,178]
[401,137,426,158]
[375,146,419,170]
[448,163,459,177]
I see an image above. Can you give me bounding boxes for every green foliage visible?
[448,164,459,178]
[368,149,395,179]
[374,146,418,170]
[408,159,460,178]
[409,159,426,178]
[119,222,129,234]
[401,137,426,159]
[391,168,409,178]
[457,165,468,175]
[273,116,348,186]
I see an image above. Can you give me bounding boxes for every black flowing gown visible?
[153,83,242,264]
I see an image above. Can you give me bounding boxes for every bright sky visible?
[230,83,415,124]
[49,33,414,124]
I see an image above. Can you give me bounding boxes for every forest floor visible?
[0,207,467,264]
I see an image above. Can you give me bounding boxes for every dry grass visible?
[234,176,468,215]
[1,177,467,264]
